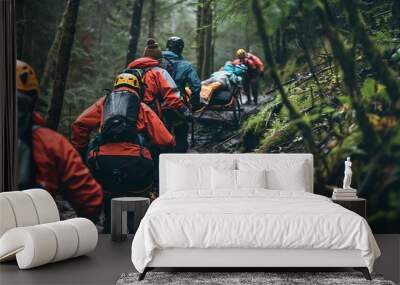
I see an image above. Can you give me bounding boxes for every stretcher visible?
[186,85,243,147]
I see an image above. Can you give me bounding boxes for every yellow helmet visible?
[236,48,247,59]
[16,60,39,92]
[114,73,140,90]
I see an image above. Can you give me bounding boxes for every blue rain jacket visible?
[162,51,201,102]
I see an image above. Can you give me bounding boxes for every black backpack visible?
[160,57,177,79]
[100,68,149,144]
[101,89,141,144]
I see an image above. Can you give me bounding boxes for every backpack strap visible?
[137,133,146,158]
[139,67,152,100]
[88,133,103,171]
[162,57,176,77]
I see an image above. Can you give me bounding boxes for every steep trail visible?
[188,63,334,153]
[189,93,274,153]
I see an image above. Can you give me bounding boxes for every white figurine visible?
[343,157,353,190]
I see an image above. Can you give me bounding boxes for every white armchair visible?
[0,189,98,269]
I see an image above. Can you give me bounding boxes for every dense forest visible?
[16,0,400,233]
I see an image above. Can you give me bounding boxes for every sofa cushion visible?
[0,196,17,237]
[0,218,97,269]
[23,189,60,224]
[42,221,79,262]
[0,190,60,238]
[0,191,39,228]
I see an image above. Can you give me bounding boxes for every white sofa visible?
[0,189,98,269]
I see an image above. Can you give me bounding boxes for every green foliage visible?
[250,0,302,36]
[259,123,298,152]
[241,0,400,232]
[328,130,364,161]
[241,100,278,135]
[361,78,390,105]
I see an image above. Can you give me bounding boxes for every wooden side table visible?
[111,197,150,242]
[331,198,367,218]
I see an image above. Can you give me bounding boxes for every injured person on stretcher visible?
[198,62,247,107]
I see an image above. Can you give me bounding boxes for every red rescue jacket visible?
[32,112,103,219]
[233,52,265,76]
[71,89,176,160]
[127,57,184,116]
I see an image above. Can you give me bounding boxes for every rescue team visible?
[16,37,264,233]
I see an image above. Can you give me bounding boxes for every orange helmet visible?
[16,60,39,92]
[236,48,247,59]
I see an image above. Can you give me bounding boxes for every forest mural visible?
[15,0,400,233]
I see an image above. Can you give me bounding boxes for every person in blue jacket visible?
[162,36,202,111]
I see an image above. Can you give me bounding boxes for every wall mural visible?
[15,0,400,233]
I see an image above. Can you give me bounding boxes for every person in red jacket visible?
[71,72,175,233]
[16,60,103,221]
[233,49,265,104]
[127,38,190,153]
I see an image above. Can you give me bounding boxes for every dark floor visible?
[0,234,398,285]
[374,234,400,284]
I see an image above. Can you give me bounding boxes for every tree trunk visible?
[245,5,250,51]
[210,0,216,72]
[148,0,156,38]
[126,0,144,64]
[46,0,80,131]
[296,22,323,95]
[38,1,65,114]
[16,0,32,63]
[281,29,288,65]
[196,0,205,77]
[391,0,400,35]
[16,0,25,59]
[95,0,108,45]
[201,0,212,78]
[197,0,213,79]
[277,30,281,64]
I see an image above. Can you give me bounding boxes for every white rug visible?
[116,271,395,285]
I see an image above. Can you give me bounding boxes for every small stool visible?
[111,197,150,242]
